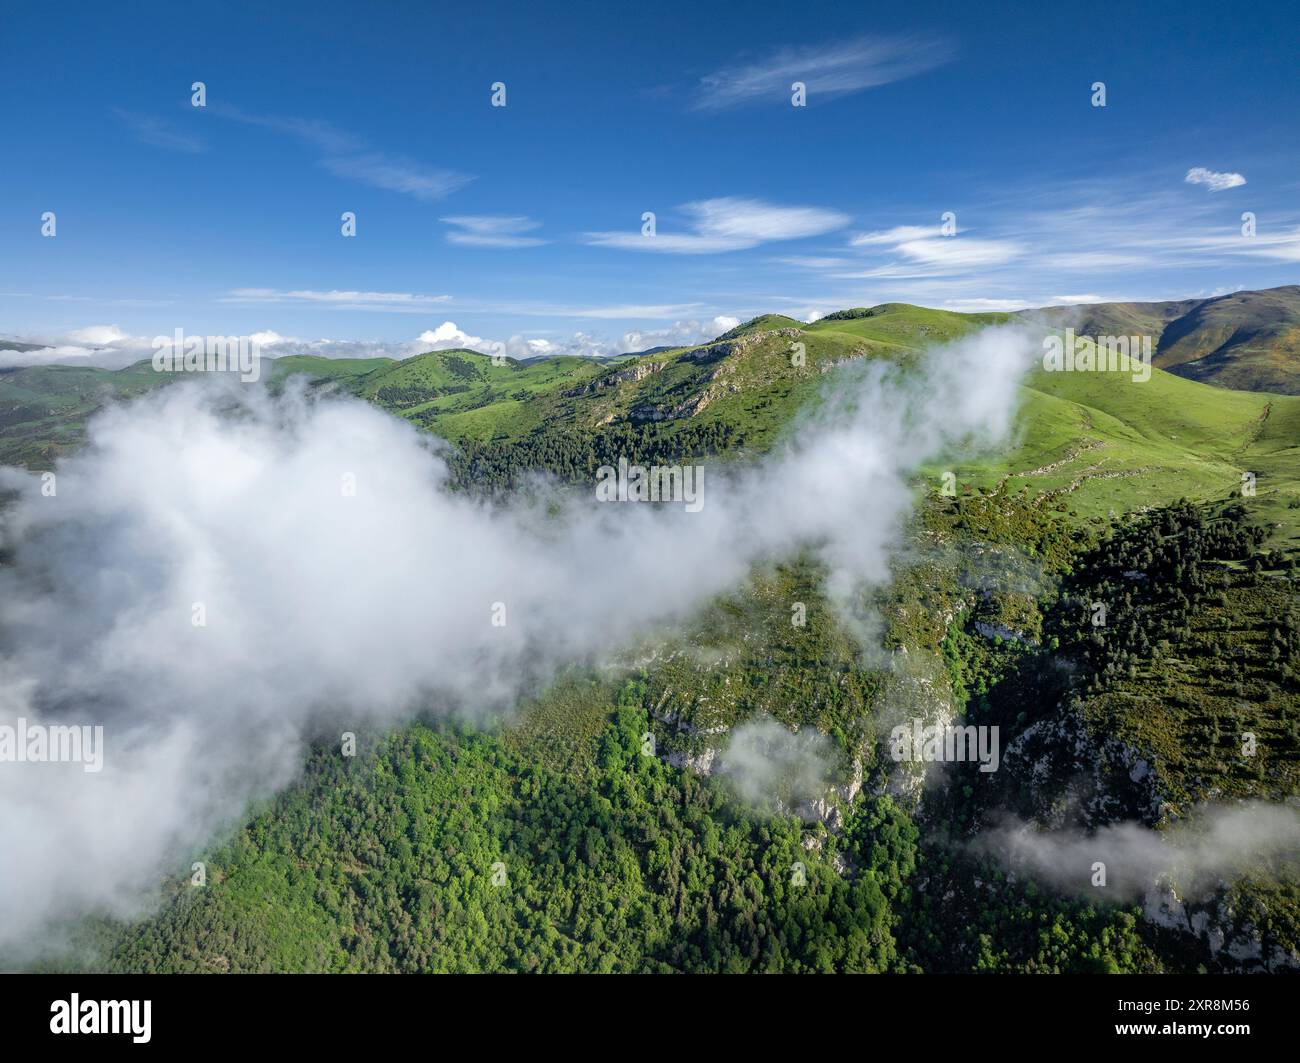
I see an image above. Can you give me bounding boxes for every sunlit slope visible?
[344,349,605,442]
[1153,286,1300,394]
[358,329,889,453]
[1037,286,1300,394]
[950,365,1300,547]
[268,355,394,383]
[807,303,1011,349]
[0,360,165,466]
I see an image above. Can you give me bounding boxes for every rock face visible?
[1001,695,1297,970]
[665,747,720,776]
[870,669,957,814]
[793,796,844,831]
[973,620,1037,647]
[1143,882,1300,971]
[680,328,802,366]
[563,360,668,396]
[573,328,815,423]
[999,703,1163,829]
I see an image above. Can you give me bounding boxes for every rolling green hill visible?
[5,297,1300,550]
[0,360,167,466]
[809,303,1011,348]
[5,295,1298,976]
[943,365,1300,551]
[1037,285,1300,394]
[1152,286,1300,393]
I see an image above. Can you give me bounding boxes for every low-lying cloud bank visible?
[0,324,1037,958]
[974,803,1300,901]
[720,717,833,814]
[0,316,744,371]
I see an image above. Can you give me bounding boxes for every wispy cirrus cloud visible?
[206,103,471,202]
[218,289,718,321]
[691,34,953,111]
[112,109,206,154]
[585,197,849,254]
[939,297,1033,312]
[556,303,708,319]
[783,175,1300,308]
[222,288,453,312]
[849,225,944,247]
[208,103,363,153]
[1185,166,1246,192]
[441,215,546,247]
[841,222,1024,276]
[0,291,175,307]
[322,154,473,202]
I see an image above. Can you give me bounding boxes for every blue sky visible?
[1,0,1297,364]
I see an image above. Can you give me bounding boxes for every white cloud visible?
[0,314,744,372]
[1191,226,1300,262]
[442,215,546,248]
[0,322,1038,952]
[249,330,296,347]
[843,222,1023,277]
[112,110,206,154]
[585,197,849,254]
[1185,167,1246,192]
[64,324,132,346]
[618,316,740,353]
[894,237,1023,269]
[941,297,1033,312]
[410,323,581,361]
[0,325,157,370]
[0,346,117,370]
[210,104,363,153]
[416,321,492,351]
[850,225,941,247]
[693,34,953,111]
[322,154,473,202]
[223,289,453,312]
[721,717,832,815]
[406,316,741,360]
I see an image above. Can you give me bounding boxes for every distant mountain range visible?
[1039,284,1300,394]
[3,288,1297,559]
[3,284,1299,976]
[4,285,1300,393]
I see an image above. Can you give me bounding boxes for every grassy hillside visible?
[4,282,1298,464]
[0,360,167,466]
[924,365,1300,552]
[809,303,1011,348]
[1037,298,1200,341]
[1154,286,1300,394]
[340,349,604,443]
[1035,286,1300,394]
[716,313,805,338]
[268,354,394,383]
[6,304,1298,975]
[7,310,1298,554]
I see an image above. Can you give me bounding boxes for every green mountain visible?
[6,291,1299,975]
[1040,285,1300,394]
[810,302,1011,347]
[1150,286,1300,393]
